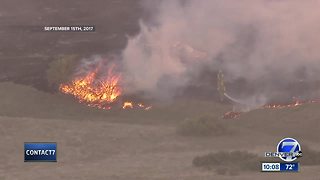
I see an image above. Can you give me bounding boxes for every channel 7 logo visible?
[265,138,302,162]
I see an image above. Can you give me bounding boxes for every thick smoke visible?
[120,0,320,105]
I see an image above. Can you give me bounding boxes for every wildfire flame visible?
[263,100,301,109]
[122,102,152,110]
[122,101,133,109]
[60,65,122,109]
[60,64,152,110]
[223,98,320,119]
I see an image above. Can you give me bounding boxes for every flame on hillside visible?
[59,64,151,110]
[223,98,320,119]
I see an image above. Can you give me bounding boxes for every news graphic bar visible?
[43,25,95,32]
[24,142,57,162]
[261,162,299,172]
[280,162,299,172]
[261,162,281,172]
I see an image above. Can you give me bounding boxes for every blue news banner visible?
[24,142,57,162]
[261,162,299,172]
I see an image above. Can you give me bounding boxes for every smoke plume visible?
[119,0,320,105]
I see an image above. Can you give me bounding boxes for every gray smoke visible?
[120,0,320,105]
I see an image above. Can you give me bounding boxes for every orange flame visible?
[59,64,152,110]
[122,101,133,109]
[224,98,320,119]
[263,100,306,109]
[60,66,121,109]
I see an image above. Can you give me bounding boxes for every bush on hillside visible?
[177,116,228,136]
[46,55,79,89]
[193,151,260,175]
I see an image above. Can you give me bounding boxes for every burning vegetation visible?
[262,99,320,109]
[223,98,320,119]
[59,64,151,110]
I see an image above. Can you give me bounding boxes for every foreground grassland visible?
[0,82,319,180]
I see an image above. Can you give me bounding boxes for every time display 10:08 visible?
[262,163,280,171]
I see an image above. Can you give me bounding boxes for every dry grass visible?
[193,151,260,175]
[177,116,229,136]
[0,82,107,120]
[300,145,320,166]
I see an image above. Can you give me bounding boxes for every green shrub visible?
[46,55,79,89]
[177,116,228,136]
